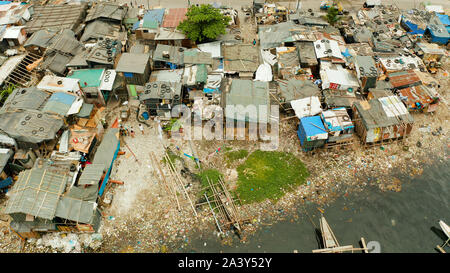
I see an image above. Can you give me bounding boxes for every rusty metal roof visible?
[162,8,187,28]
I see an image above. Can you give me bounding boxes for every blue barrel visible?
[142,111,149,120]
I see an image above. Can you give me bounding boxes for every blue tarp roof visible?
[299,116,327,137]
[436,13,450,26]
[0,1,11,5]
[402,17,426,35]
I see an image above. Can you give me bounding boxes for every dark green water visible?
[184,160,449,253]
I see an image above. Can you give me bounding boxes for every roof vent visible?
[162,51,170,58]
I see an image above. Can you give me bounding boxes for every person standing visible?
[139,123,144,135]
[130,127,135,138]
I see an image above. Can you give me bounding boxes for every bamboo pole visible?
[152,152,180,211]
[164,153,197,217]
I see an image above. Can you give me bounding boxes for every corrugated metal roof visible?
[78,163,105,186]
[85,3,127,23]
[354,97,414,129]
[42,92,77,116]
[162,8,187,28]
[0,109,64,144]
[93,128,120,172]
[5,166,69,220]
[223,44,260,73]
[277,78,320,102]
[25,4,88,34]
[0,87,50,114]
[225,79,269,123]
[55,196,97,224]
[197,41,222,58]
[183,50,213,65]
[143,8,165,28]
[115,52,150,74]
[153,44,185,65]
[387,70,421,89]
[149,69,184,83]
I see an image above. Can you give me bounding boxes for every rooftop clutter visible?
[0,1,447,243]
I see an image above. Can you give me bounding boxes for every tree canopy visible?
[326,6,341,26]
[177,4,231,43]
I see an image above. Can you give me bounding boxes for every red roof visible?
[162,8,187,28]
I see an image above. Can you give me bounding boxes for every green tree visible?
[177,4,231,43]
[0,84,15,106]
[326,6,340,26]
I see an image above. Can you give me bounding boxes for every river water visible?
[184,160,449,253]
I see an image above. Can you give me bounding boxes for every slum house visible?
[297,115,328,152]
[415,42,446,63]
[352,96,414,144]
[400,9,430,36]
[387,70,422,91]
[37,75,82,97]
[139,81,182,119]
[343,25,373,44]
[115,52,151,86]
[123,7,140,30]
[92,127,120,196]
[426,16,450,45]
[0,109,64,150]
[197,41,222,60]
[275,47,301,80]
[133,8,165,41]
[295,41,318,74]
[258,21,295,49]
[378,54,425,73]
[435,13,450,34]
[0,87,50,115]
[5,157,102,237]
[398,84,440,113]
[354,55,378,92]
[24,29,84,75]
[84,2,127,24]
[276,78,321,112]
[313,38,345,65]
[82,3,128,49]
[162,8,187,29]
[67,68,117,106]
[152,44,185,70]
[319,62,360,92]
[84,39,122,69]
[0,2,31,28]
[80,20,126,45]
[222,44,260,78]
[0,53,41,88]
[320,107,355,146]
[24,4,88,36]
[41,91,83,118]
[225,79,270,133]
[0,26,27,47]
[322,89,359,110]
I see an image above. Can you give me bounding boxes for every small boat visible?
[436,220,450,253]
[439,220,450,239]
[320,216,339,248]
[312,216,369,253]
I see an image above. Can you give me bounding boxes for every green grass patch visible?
[162,149,182,169]
[197,169,222,198]
[224,149,248,166]
[236,150,310,204]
